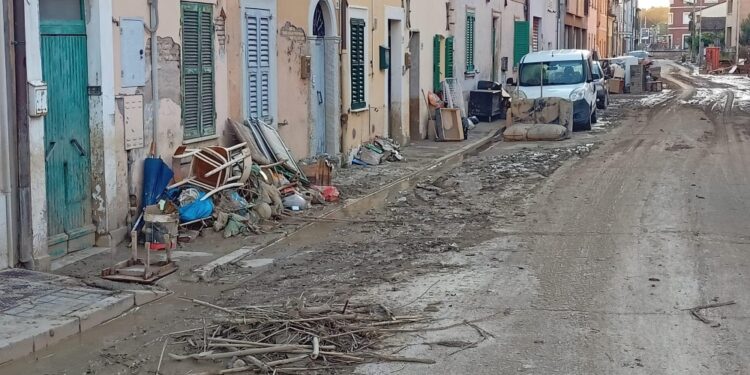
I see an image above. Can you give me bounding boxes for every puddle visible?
[170,251,213,259]
[238,258,275,268]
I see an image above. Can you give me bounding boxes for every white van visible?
[512,50,598,131]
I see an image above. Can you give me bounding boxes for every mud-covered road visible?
[359,62,750,374]
[3,61,749,375]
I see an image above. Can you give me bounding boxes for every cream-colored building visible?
[340,0,410,157]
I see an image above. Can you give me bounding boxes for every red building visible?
[667,0,726,49]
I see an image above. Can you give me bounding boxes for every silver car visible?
[592,61,609,110]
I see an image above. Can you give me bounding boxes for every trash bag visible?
[178,190,214,222]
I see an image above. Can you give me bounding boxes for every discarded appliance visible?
[102,204,178,284]
[468,87,509,122]
[436,108,464,141]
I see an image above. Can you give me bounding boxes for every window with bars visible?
[181,2,215,140]
[465,11,475,73]
[350,18,366,110]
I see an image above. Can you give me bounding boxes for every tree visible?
[741,15,750,46]
[641,7,669,27]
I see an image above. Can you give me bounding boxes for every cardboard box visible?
[608,78,624,94]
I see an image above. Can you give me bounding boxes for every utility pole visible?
[698,0,702,67]
[692,0,697,61]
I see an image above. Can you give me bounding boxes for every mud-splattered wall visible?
[109,0,238,244]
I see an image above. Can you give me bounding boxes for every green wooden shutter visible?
[514,21,530,67]
[433,35,441,92]
[246,9,273,122]
[182,2,215,139]
[350,18,366,110]
[466,12,475,72]
[445,36,454,79]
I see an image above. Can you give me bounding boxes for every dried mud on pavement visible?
[6,61,750,375]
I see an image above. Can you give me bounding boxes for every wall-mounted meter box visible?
[379,46,390,70]
[28,80,48,117]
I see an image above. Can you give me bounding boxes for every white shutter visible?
[246,9,272,122]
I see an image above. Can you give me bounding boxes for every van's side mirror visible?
[506,78,516,86]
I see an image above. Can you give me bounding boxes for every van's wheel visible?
[578,109,593,131]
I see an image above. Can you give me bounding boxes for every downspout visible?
[12,0,32,268]
[148,0,159,156]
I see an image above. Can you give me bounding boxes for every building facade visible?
[726,0,750,51]
[564,0,588,49]
[669,0,726,49]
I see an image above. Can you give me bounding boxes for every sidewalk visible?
[0,120,501,367]
[0,269,168,365]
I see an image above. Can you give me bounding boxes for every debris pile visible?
[167,298,436,373]
[352,137,404,166]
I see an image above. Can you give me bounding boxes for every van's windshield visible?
[519,60,585,86]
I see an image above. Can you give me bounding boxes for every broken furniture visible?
[101,205,178,284]
[436,108,464,141]
[503,98,573,142]
[169,143,252,200]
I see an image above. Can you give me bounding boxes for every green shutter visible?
[445,36,454,79]
[182,2,215,140]
[514,21,530,67]
[350,18,366,110]
[433,35,441,92]
[466,12,475,72]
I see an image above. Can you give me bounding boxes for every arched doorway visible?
[309,0,339,156]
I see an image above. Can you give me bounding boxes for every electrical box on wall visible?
[120,17,147,87]
[379,46,390,70]
[301,56,311,79]
[501,57,509,72]
[122,95,145,150]
[27,80,48,117]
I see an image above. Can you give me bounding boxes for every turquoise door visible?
[40,0,95,257]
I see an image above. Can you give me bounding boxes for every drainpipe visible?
[148,0,159,156]
[12,0,32,268]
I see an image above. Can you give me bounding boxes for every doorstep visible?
[0,269,137,365]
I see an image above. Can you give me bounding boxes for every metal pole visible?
[698,0,702,67]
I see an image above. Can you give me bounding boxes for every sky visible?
[640,0,669,8]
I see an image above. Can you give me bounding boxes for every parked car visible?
[592,60,609,110]
[512,49,598,131]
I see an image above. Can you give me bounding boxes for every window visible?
[727,27,733,47]
[350,17,366,110]
[245,8,274,123]
[465,10,475,73]
[519,60,586,86]
[181,2,215,140]
[445,36,454,79]
[729,0,734,14]
[514,21,530,66]
[668,13,673,26]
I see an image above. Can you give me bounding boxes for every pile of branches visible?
[167,298,435,374]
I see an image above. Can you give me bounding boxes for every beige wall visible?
[111,0,238,226]
[342,0,409,160]
[450,0,524,99]
[410,0,449,139]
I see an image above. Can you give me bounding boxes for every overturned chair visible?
[169,143,253,200]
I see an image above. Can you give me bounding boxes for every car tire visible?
[591,108,598,124]
[576,109,593,131]
[597,94,608,110]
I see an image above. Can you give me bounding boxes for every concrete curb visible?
[193,129,500,281]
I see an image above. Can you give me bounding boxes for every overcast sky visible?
[640,0,669,8]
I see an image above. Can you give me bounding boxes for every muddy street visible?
[3,61,750,375]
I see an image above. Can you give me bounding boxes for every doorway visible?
[311,3,327,155]
[408,31,420,140]
[40,0,95,257]
[386,17,404,144]
[309,0,340,156]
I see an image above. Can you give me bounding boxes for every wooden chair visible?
[169,143,252,200]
